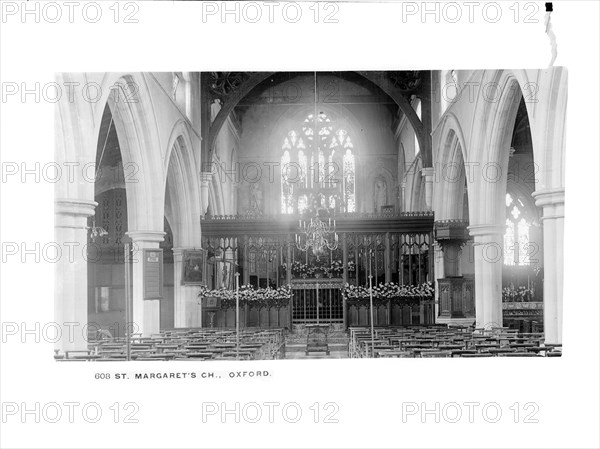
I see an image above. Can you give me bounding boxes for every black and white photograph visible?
[51,69,567,361]
[1,1,598,448]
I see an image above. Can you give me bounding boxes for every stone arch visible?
[55,73,97,202]
[434,113,469,221]
[404,155,424,212]
[208,182,218,216]
[210,172,226,216]
[164,128,201,247]
[91,73,164,233]
[466,70,539,331]
[469,70,526,227]
[208,72,429,172]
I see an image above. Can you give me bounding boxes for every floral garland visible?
[502,285,535,302]
[197,284,292,309]
[342,281,434,306]
[282,260,356,277]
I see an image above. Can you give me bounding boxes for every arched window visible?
[503,193,531,266]
[414,100,421,156]
[280,112,356,214]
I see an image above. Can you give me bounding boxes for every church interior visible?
[54,69,567,360]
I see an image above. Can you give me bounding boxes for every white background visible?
[0,1,598,448]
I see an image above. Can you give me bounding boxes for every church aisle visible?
[284,331,350,359]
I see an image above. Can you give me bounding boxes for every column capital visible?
[55,198,97,217]
[55,198,97,230]
[421,167,435,179]
[468,224,505,238]
[126,230,165,244]
[532,188,565,208]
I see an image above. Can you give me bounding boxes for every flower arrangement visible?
[281,259,356,278]
[197,284,292,309]
[342,281,434,306]
[502,285,535,302]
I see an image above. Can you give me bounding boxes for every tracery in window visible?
[280,112,356,214]
[503,193,531,266]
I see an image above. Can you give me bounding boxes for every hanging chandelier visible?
[90,218,108,240]
[294,72,340,260]
[296,207,338,260]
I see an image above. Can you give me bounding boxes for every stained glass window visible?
[281,150,293,214]
[343,149,356,213]
[281,112,356,214]
[503,193,531,266]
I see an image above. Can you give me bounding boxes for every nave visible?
[54,70,567,357]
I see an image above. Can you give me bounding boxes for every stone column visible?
[200,171,212,215]
[421,167,435,211]
[400,181,406,212]
[468,224,505,329]
[232,180,240,216]
[433,241,445,319]
[55,198,97,352]
[126,230,165,337]
[532,188,564,344]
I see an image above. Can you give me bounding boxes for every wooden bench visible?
[420,350,452,358]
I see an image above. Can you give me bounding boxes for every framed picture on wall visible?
[182,249,208,285]
[216,260,234,290]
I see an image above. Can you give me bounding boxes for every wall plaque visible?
[143,248,163,300]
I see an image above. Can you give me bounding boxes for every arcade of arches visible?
[54,70,567,356]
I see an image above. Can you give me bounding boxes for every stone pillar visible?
[172,248,203,328]
[433,241,444,319]
[532,188,564,344]
[232,180,240,216]
[400,181,406,212]
[468,224,505,329]
[200,171,212,215]
[421,167,435,211]
[55,198,97,352]
[127,230,165,337]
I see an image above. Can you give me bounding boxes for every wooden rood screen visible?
[291,280,344,325]
[199,212,435,328]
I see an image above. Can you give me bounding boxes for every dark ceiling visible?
[510,97,532,155]
[96,104,122,168]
